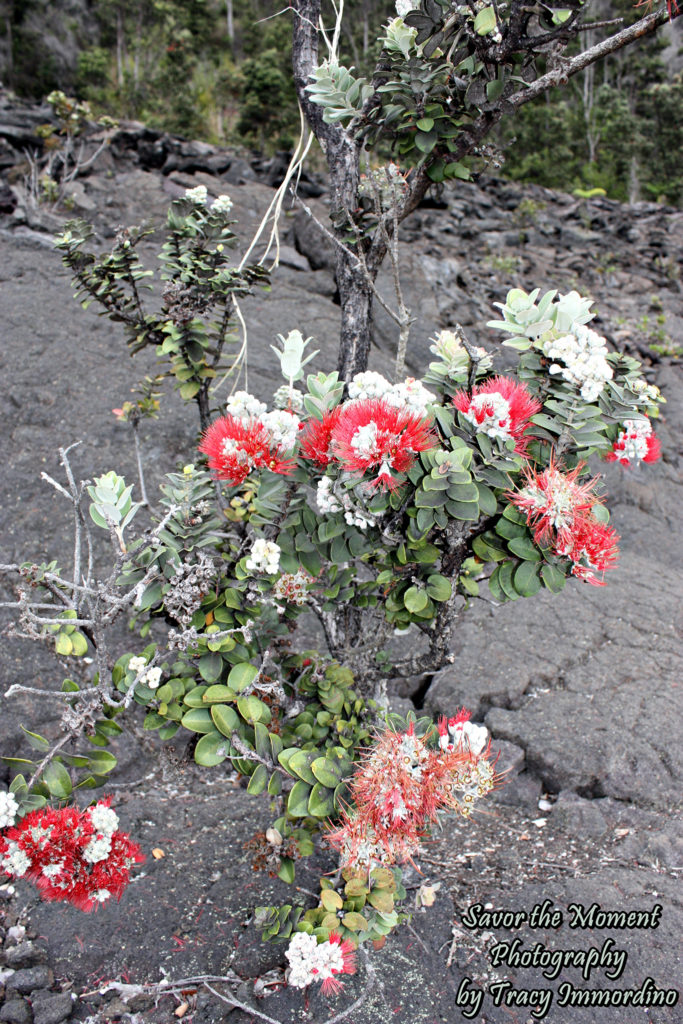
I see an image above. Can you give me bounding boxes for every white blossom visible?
[88,803,119,835]
[385,377,436,415]
[316,476,342,514]
[92,889,112,903]
[246,538,281,575]
[613,418,654,463]
[348,371,392,401]
[226,390,267,420]
[82,834,113,864]
[143,666,162,689]
[184,184,208,205]
[273,570,312,607]
[462,392,512,441]
[41,861,65,879]
[1,841,30,877]
[395,0,417,15]
[211,193,233,214]
[261,409,301,451]
[128,656,147,675]
[542,323,613,402]
[350,421,379,458]
[0,790,19,829]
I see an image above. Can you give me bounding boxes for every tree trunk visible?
[336,259,374,380]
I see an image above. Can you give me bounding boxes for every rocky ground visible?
[0,97,681,1024]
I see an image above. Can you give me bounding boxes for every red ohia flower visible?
[329,399,436,490]
[507,461,599,549]
[604,417,661,468]
[453,376,541,454]
[198,415,295,485]
[556,518,620,586]
[298,407,342,467]
[320,933,358,995]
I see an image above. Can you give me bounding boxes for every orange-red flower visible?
[298,407,342,467]
[453,376,541,454]
[329,399,436,490]
[198,415,295,485]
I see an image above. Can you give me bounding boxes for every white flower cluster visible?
[351,421,379,459]
[1,842,30,877]
[542,324,613,402]
[614,418,654,463]
[273,570,313,607]
[348,371,392,401]
[83,801,120,864]
[316,476,342,514]
[315,478,376,530]
[439,720,489,756]
[386,377,436,415]
[246,538,281,575]
[348,372,435,415]
[285,932,346,990]
[211,193,233,215]
[226,390,267,420]
[0,790,19,829]
[184,184,208,205]
[273,384,304,412]
[261,409,301,451]
[128,657,162,689]
[463,393,512,441]
[395,0,417,15]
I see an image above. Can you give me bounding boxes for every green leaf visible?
[237,695,271,725]
[473,7,496,34]
[425,574,452,602]
[70,632,89,657]
[287,780,312,818]
[197,653,222,683]
[228,662,258,692]
[416,117,434,131]
[507,536,542,561]
[404,586,429,614]
[287,750,317,785]
[43,760,72,799]
[486,78,505,102]
[342,912,369,932]
[277,857,296,884]
[201,685,235,703]
[181,708,215,733]
[541,562,566,593]
[308,782,335,818]
[194,731,228,767]
[246,763,268,794]
[498,561,520,601]
[55,633,73,656]
[311,757,341,788]
[87,750,118,774]
[513,561,542,597]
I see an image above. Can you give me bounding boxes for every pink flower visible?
[453,376,541,454]
[320,933,358,995]
[509,462,620,585]
[0,801,144,912]
[298,408,342,467]
[557,518,620,587]
[327,717,497,868]
[329,399,437,490]
[198,415,296,485]
[605,418,661,467]
[508,461,599,549]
